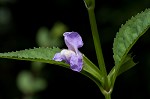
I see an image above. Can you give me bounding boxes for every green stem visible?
[86,0,107,81]
[100,87,112,99]
[104,93,111,99]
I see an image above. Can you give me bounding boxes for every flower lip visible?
[60,49,76,63]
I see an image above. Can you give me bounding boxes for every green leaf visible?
[0,47,104,87]
[17,70,47,94]
[81,55,104,89]
[118,54,137,76]
[108,54,137,88]
[82,55,104,84]
[113,8,150,67]
[0,47,69,68]
[108,54,136,78]
[110,9,150,88]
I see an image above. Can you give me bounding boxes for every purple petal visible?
[53,31,84,72]
[53,53,63,61]
[63,32,83,52]
[69,53,83,72]
[60,49,75,63]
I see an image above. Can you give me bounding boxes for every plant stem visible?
[104,93,111,99]
[99,87,112,99]
[84,0,110,96]
[86,1,107,80]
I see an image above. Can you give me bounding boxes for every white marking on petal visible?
[60,49,76,60]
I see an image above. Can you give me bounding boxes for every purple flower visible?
[53,32,83,72]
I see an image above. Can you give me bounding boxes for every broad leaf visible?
[110,9,150,87]
[0,47,104,86]
[0,47,69,68]
[113,8,150,68]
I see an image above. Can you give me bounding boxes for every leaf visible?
[0,47,69,68]
[17,70,47,94]
[108,54,136,78]
[117,54,137,76]
[0,47,104,87]
[82,55,104,84]
[110,9,150,87]
[108,54,137,88]
[113,8,150,67]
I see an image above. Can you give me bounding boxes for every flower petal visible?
[53,53,63,61]
[53,32,84,72]
[63,32,83,52]
[60,49,75,63]
[53,49,76,63]
[70,53,83,72]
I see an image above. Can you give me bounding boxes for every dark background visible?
[0,0,150,99]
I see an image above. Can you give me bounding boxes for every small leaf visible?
[113,8,150,68]
[117,54,137,76]
[81,55,104,88]
[17,71,35,94]
[0,47,69,68]
[109,54,136,78]
[17,70,47,94]
[108,54,137,87]
[82,55,104,84]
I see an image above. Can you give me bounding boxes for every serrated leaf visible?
[0,47,69,68]
[0,47,104,86]
[113,8,150,67]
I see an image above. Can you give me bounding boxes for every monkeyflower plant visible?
[0,0,150,99]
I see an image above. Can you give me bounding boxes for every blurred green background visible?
[0,0,150,99]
